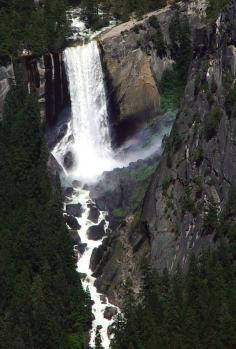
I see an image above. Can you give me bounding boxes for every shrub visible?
[192,147,203,167]
[206,0,230,21]
[182,187,195,214]
[225,85,236,117]
[112,208,126,218]
[135,165,156,182]
[148,15,160,29]
[133,25,140,34]
[160,67,183,112]
[162,176,174,194]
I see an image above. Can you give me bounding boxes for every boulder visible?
[68,229,81,245]
[88,204,100,223]
[63,187,73,198]
[77,243,87,255]
[47,153,64,176]
[72,180,81,188]
[64,215,81,230]
[100,295,107,304]
[64,151,74,170]
[90,245,105,272]
[87,220,106,241]
[107,324,115,338]
[104,306,118,320]
[66,203,83,217]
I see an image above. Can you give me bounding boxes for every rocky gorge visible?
[1,0,236,346]
[76,0,236,307]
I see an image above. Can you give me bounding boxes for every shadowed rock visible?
[66,203,83,217]
[87,220,106,241]
[104,306,118,320]
[88,204,100,223]
[64,215,81,230]
[68,229,81,245]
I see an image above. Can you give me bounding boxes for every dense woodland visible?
[111,235,236,349]
[0,76,92,347]
[0,0,69,57]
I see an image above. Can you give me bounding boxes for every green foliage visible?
[134,164,155,182]
[148,15,159,29]
[112,208,126,218]
[0,0,70,57]
[192,147,203,167]
[160,68,183,112]
[160,12,192,112]
[161,176,173,194]
[148,16,166,57]
[78,0,168,28]
[225,84,236,117]
[0,79,90,348]
[182,187,196,214]
[204,105,221,140]
[206,0,230,21]
[111,236,236,349]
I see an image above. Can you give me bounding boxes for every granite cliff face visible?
[0,52,69,125]
[142,0,236,272]
[99,1,206,144]
[92,0,236,304]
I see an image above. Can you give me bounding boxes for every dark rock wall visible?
[0,52,70,125]
[141,0,236,272]
[92,1,236,305]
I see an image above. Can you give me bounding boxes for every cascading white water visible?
[64,42,117,182]
[52,38,173,349]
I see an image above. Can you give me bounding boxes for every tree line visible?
[0,0,69,58]
[0,74,92,348]
[72,0,168,30]
[111,231,236,349]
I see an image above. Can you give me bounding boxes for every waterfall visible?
[51,39,173,349]
[64,41,117,182]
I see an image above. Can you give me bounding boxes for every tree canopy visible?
[0,77,91,348]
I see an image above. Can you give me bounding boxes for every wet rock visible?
[78,272,87,280]
[64,196,72,203]
[72,180,81,188]
[77,243,87,255]
[64,151,74,170]
[100,295,107,304]
[87,220,106,241]
[63,187,73,198]
[107,324,115,338]
[104,306,118,320]
[66,203,83,217]
[88,204,100,223]
[90,245,105,272]
[47,153,64,176]
[64,215,81,230]
[68,229,81,245]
